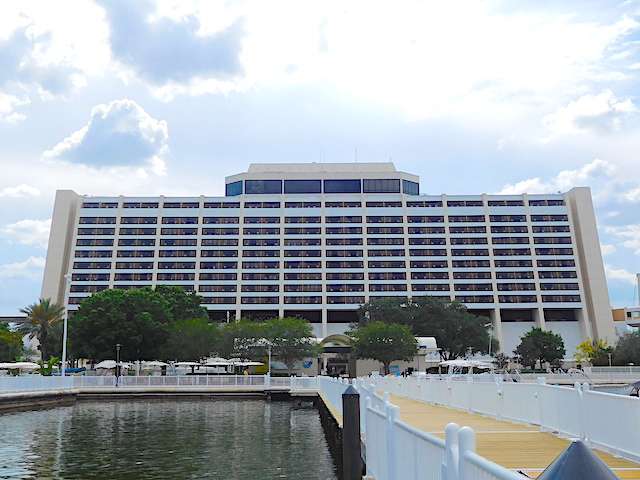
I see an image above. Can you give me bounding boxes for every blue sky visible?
[1,0,640,314]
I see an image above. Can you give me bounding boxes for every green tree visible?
[217,320,266,360]
[493,352,510,370]
[513,327,565,370]
[19,298,65,360]
[264,317,317,374]
[575,339,613,366]
[155,285,208,321]
[70,288,172,361]
[163,318,220,361]
[613,332,640,365]
[0,323,23,362]
[358,297,491,360]
[349,321,418,374]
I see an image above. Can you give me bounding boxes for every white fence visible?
[369,375,640,463]
[318,377,526,480]
[0,375,74,393]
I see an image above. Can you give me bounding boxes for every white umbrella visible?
[235,360,264,367]
[174,361,201,367]
[142,360,169,368]
[0,362,40,370]
[95,360,132,369]
[204,357,232,366]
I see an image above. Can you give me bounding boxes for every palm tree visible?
[19,298,65,361]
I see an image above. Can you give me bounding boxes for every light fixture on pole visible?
[61,273,72,377]
[484,322,493,358]
[115,343,122,387]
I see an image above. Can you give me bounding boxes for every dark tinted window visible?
[284,179,322,194]
[245,180,282,194]
[402,180,419,195]
[323,179,361,193]
[363,179,400,193]
[225,181,243,196]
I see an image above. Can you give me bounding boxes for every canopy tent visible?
[203,357,232,366]
[142,361,169,368]
[174,361,201,367]
[233,360,264,367]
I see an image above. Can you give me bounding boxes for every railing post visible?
[457,426,476,480]
[443,423,460,480]
[385,401,399,480]
[342,385,363,480]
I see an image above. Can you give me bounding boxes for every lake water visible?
[0,399,338,480]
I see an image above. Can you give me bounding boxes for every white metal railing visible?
[318,377,527,480]
[367,375,640,463]
[0,375,74,393]
[72,375,319,389]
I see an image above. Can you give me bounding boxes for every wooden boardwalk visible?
[389,394,640,479]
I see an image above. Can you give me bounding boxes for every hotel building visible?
[41,163,615,357]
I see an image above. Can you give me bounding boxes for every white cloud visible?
[605,264,637,285]
[1,219,51,248]
[0,184,40,198]
[0,256,45,280]
[44,99,169,174]
[543,90,638,138]
[606,224,640,255]
[0,92,29,123]
[622,186,640,203]
[601,244,617,256]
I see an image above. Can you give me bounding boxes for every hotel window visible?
[449,226,486,234]
[326,250,362,257]
[532,225,570,233]
[202,250,238,257]
[411,260,448,268]
[121,217,157,224]
[531,214,569,222]
[367,227,403,235]
[202,238,238,246]
[225,181,243,196]
[324,179,361,193]
[241,297,279,305]
[368,260,405,269]
[200,262,238,269]
[448,215,485,223]
[454,271,491,279]
[529,199,565,206]
[78,228,115,235]
[284,272,322,280]
[326,272,364,280]
[243,227,280,235]
[326,227,362,235]
[326,238,362,246]
[162,217,198,224]
[285,216,321,224]
[70,285,109,293]
[407,216,445,223]
[370,284,407,292]
[114,273,153,281]
[203,201,240,208]
[242,285,279,292]
[413,284,450,291]
[497,283,535,291]
[454,283,492,291]
[412,271,449,279]
[115,262,153,269]
[450,238,487,245]
[542,295,581,302]
[242,273,279,280]
[492,237,529,244]
[112,285,148,290]
[325,201,362,208]
[406,200,442,207]
[456,295,493,303]
[158,262,195,269]
[452,260,491,268]
[327,296,365,304]
[538,271,577,279]
[242,261,280,269]
[200,272,238,280]
[540,283,579,290]
[327,284,365,292]
[284,284,323,292]
[326,216,362,223]
[123,202,159,208]
[447,200,483,207]
[491,225,528,234]
[200,284,236,292]
[499,295,537,303]
[534,237,572,244]
[118,238,155,246]
[201,297,236,304]
[285,238,321,246]
[286,227,322,235]
[284,296,322,304]
[369,272,406,280]
[283,250,321,257]
[284,261,321,269]
[203,217,239,224]
[284,179,322,194]
[363,179,401,193]
[244,217,280,224]
[402,180,420,195]
[72,273,110,281]
[118,250,155,258]
[244,238,280,246]
[368,249,405,257]
[409,226,446,234]
[245,180,282,194]
[285,201,321,208]
[369,238,404,245]
[161,228,197,235]
[79,217,116,224]
[163,202,199,208]
[452,249,489,256]
[410,249,447,256]
[74,250,113,258]
[496,271,534,279]
[203,228,239,236]
[493,248,531,256]
[244,202,281,208]
[158,273,196,281]
[494,259,533,267]
[81,202,118,208]
[161,238,198,246]
[120,227,156,235]
[327,261,364,269]
[490,215,526,222]
[77,238,114,246]
[366,201,403,207]
[535,248,573,256]
[488,200,524,206]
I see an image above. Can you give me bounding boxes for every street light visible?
[60,273,72,377]
[115,343,122,387]
[484,322,493,358]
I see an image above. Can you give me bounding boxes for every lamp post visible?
[608,353,612,368]
[115,343,122,387]
[60,273,72,377]
[484,322,493,358]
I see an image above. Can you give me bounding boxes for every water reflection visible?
[0,400,337,480]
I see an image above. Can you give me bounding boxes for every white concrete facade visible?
[41,162,616,358]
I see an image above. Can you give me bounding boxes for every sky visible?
[1,0,640,314]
